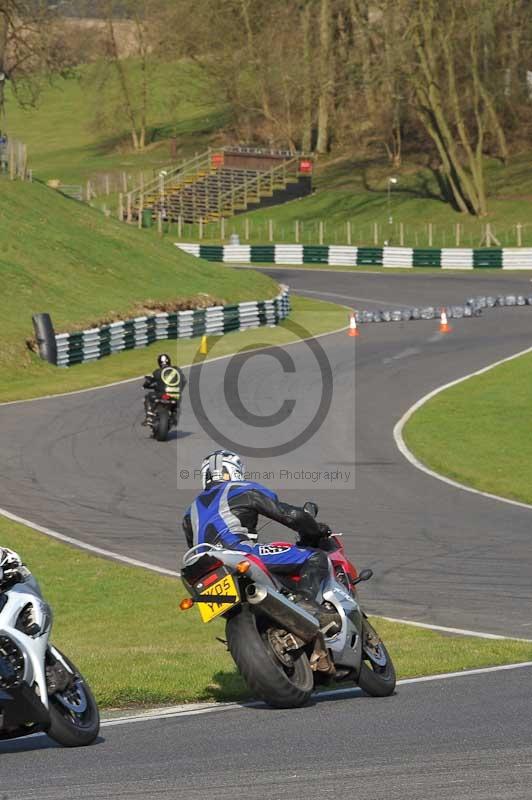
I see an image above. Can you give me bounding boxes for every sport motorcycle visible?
[144,366,182,442]
[180,504,396,708]
[0,549,100,746]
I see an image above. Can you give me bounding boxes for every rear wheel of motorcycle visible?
[357,618,396,697]
[46,649,100,747]
[154,407,169,441]
[226,606,313,709]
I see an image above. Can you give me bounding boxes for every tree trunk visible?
[301,1,313,152]
[316,0,333,153]
[0,11,8,118]
[349,0,377,120]
[106,6,142,150]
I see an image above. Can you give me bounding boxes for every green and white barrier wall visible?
[176,243,532,269]
[40,287,290,367]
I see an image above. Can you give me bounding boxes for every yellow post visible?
[199,335,208,355]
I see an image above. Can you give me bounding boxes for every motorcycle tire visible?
[154,406,169,442]
[226,606,313,709]
[46,648,100,747]
[357,617,396,697]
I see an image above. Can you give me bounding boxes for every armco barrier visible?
[176,243,532,269]
[43,287,290,367]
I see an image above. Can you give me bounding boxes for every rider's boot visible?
[296,550,342,633]
[296,598,341,634]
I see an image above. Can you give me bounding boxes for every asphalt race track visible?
[2,666,532,799]
[1,270,532,633]
[2,269,532,795]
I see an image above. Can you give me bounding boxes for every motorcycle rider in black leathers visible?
[142,353,186,425]
[182,449,340,630]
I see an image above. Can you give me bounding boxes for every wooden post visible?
[122,171,128,192]
[245,217,250,241]
[517,223,522,247]
[221,217,225,241]
[455,223,461,247]
[373,222,378,245]
[105,174,110,196]
[481,223,501,247]
[157,212,163,236]
[178,215,183,238]
[8,141,15,180]
[428,222,433,247]
[295,220,300,243]
[126,193,132,223]
[199,218,204,240]
[138,195,143,229]
[399,222,404,246]
[118,192,124,221]
[268,219,273,242]
[21,143,27,179]
[319,220,324,245]
[86,180,91,203]
[346,221,351,245]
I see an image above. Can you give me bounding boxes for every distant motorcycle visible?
[144,366,181,442]
[180,503,396,708]
[0,549,100,746]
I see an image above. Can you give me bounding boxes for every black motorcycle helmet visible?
[157,353,171,368]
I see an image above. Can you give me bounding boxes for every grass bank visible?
[5,62,224,185]
[403,351,532,505]
[0,179,280,398]
[1,515,531,709]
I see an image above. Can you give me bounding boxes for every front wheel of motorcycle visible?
[226,606,313,709]
[46,648,100,747]
[357,617,396,697]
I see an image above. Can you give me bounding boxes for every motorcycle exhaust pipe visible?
[245,584,319,643]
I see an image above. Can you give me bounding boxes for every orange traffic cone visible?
[439,308,452,333]
[348,311,359,337]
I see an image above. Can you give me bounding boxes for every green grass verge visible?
[206,183,532,247]
[1,515,530,709]
[0,296,346,403]
[403,351,532,505]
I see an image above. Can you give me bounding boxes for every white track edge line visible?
[393,344,532,512]
[0,504,524,641]
[0,507,180,578]
[380,616,532,642]
[100,661,532,727]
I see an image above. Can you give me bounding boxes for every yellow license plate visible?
[198,573,240,623]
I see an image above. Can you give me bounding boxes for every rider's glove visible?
[317,522,332,538]
[0,548,23,588]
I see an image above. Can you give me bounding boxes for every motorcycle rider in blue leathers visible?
[182,450,340,629]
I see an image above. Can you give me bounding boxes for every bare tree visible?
[0,1,62,117]
[91,0,152,150]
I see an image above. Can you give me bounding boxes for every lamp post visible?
[387,176,398,224]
